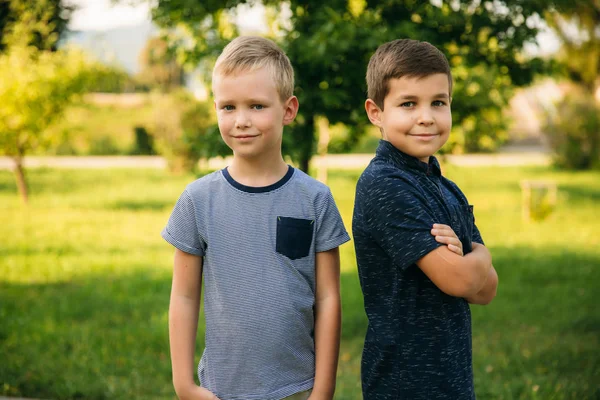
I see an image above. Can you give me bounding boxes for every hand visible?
[307,394,331,400]
[431,223,463,256]
[176,384,221,400]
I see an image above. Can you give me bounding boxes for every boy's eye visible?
[251,104,264,110]
[432,100,446,107]
[222,105,234,111]
[400,101,416,108]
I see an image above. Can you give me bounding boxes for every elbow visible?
[480,270,499,305]
[451,274,482,299]
[447,264,489,299]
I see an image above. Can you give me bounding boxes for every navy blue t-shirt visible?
[352,140,484,400]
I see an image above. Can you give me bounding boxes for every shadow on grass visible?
[0,267,176,400]
[472,245,600,399]
[1,246,598,400]
[560,184,600,203]
[0,268,366,400]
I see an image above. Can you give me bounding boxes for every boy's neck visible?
[228,155,289,188]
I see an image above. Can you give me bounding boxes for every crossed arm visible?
[423,224,498,305]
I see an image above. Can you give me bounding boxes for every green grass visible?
[1,165,599,399]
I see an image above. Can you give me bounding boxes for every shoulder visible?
[287,167,332,197]
[357,159,423,204]
[185,169,225,196]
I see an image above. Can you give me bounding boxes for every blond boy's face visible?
[213,67,297,161]
[365,73,452,162]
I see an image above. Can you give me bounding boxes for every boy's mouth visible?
[233,134,259,139]
[409,133,438,137]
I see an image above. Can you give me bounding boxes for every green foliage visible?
[149,90,226,173]
[84,61,138,93]
[136,36,184,92]
[529,186,556,221]
[543,93,600,170]
[0,45,90,159]
[0,0,74,52]
[0,0,88,202]
[151,0,552,169]
[131,126,156,155]
[1,165,599,399]
[545,0,600,94]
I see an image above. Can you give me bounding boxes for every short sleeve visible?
[472,220,485,245]
[161,189,206,256]
[365,176,442,270]
[314,189,351,252]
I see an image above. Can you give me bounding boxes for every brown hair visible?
[366,39,452,109]
[213,36,294,102]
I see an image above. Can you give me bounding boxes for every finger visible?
[448,244,463,256]
[433,223,452,230]
[431,226,458,238]
[435,235,462,248]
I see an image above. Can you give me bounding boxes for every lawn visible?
[0,164,599,399]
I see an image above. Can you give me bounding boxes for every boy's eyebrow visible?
[397,93,450,100]
[215,97,272,105]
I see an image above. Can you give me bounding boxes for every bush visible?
[84,62,137,93]
[130,126,155,155]
[88,136,122,155]
[149,90,228,173]
[543,93,600,170]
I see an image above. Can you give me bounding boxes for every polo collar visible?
[376,139,442,176]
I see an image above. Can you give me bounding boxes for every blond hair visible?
[367,39,452,110]
[213,36,294,102]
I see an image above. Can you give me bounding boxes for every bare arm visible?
[465,264,498,305]
[169,249,219,400]
[309,247,342,400]
[417,242,492,298]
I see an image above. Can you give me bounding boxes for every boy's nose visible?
[417,108,434,126]
[235,113,251,129]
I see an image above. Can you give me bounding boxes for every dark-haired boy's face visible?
[366,73,451,162]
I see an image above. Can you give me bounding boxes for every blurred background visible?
[0,0,598,399]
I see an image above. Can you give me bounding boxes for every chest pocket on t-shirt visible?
[276,217,314,260]
[450,204,475,254]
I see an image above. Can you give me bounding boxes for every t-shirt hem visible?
[212,377,314,400]
[161,228,205,256]
[315,232,351,253]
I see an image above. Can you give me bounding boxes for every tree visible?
[0,0,89,203]
[541,0,600,170]
[149,90,228,173]
[0,0,74,53]
[136,36,185,92]
[151,0,551,171]
[545,0,600,95]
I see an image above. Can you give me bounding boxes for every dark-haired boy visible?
[353,39,498,399]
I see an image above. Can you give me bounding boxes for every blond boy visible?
[162,36,350,400]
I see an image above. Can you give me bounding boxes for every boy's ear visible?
[365,98,383,127]
[282,96,299,126]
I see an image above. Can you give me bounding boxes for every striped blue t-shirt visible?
[162,165,350,400]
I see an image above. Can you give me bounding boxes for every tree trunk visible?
[298,115,315,174]
[13,156,29,204]
[316,116,330,184]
